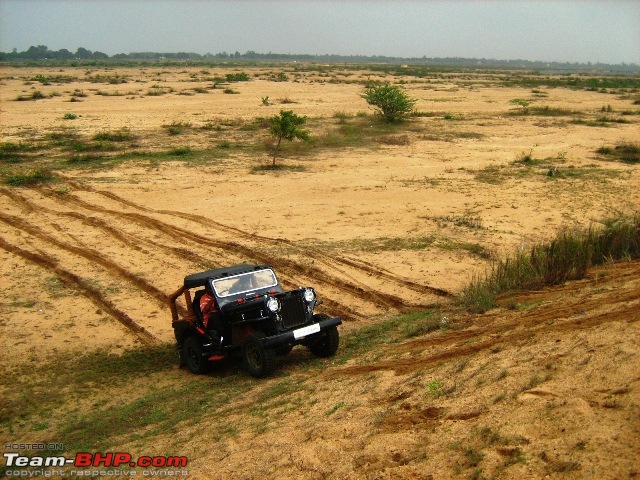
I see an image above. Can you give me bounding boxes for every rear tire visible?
[242,331,277,378]
[182,336,212,374]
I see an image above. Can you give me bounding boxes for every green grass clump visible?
[0,142,34,163]
[596,143,640,164]
[92,129,134,142]
[15,90,46,101]
[146,86,172,96]
[461,215,640,312]
[169,146,192,156]
[4,168,55,186]
[163,121,191,135]
[250,163,306,174]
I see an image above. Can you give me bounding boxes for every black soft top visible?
[183,264,272,289]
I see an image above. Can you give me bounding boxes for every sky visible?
[1,0,638,65]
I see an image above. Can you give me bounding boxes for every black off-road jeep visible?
[169,264,341,378]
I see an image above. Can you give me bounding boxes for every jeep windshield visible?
[212,269,278,298]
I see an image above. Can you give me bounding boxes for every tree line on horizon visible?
[1,45,637,71]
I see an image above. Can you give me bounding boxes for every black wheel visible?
[307,325,339,358]
[242,331,277,378]
[182,336,211,374]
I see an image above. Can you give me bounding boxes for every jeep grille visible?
[279,291,307,329]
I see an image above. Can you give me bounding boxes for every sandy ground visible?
[0,65,639,478]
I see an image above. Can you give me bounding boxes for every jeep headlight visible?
[303,288,316,303]
[266,296,281,313]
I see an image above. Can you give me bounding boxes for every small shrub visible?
[362,83,416,123]
[528,106,575,116]
[268,110,310,166]
[332,111,352,121]
[616,143,640,164]
[596,142,639,164]
[96,90,126,97]
[514,145,539,164]
[163,121,191,135]
[596,146,612,155]
[15,90,46,101]
[63,113,78,120]
[271,72,288,82]
[146,86,172,96]
[427,380,443,397]
[509,98,530,114]
[223,88,239,94]
[225,72,250,82]
[93,130,133,142]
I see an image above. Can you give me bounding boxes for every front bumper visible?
[262,316,342,348]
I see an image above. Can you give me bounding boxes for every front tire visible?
[307,325,339,358]
[242,331,277,378]
[182,336,211,374]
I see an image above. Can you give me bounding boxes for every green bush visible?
[225,72,250,82]
[362,83,416,123]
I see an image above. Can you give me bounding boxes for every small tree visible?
[362,83,416,123]
[509,98,530,114]
[269,110,310,166]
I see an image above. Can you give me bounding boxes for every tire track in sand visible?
[0,211,185,316]
[1,187,364,321]
[0,236,157,344]
[328,260,640,377]
[68,183,453,300]
[36,187,416,313]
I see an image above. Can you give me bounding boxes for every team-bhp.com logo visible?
[4,452,188,468]
[3,451,189,476]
